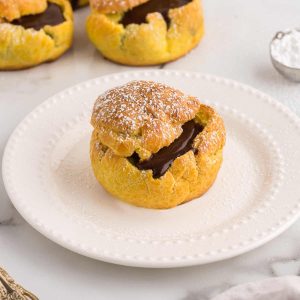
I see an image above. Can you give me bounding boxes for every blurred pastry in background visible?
[86,0,205,66]
[0,0,73,70]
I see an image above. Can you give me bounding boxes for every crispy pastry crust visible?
[91,80,202,159]
[0,0,73,70]
[90,81,226,209]
[86,0,204,65]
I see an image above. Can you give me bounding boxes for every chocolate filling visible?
[70,0,79,9]
[11,3,65,30]
[129,120,203,178]
[121,0,192,27]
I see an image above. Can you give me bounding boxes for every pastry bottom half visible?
[90,130,223,209]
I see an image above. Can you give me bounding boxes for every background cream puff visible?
[0,0,73,70]
[86,0,205,65]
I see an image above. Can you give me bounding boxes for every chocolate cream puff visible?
[90,81,226,209]
[0,0,73,70]
[86,0,205,65]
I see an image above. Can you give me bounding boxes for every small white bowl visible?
[270,29,300,82]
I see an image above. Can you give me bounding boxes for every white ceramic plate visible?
[3,70,300,268]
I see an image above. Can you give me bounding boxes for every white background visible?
[0,1,300,299]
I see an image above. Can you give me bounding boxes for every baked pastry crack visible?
[129,120,204,178]
[11,3,65,30]
[121,0,193,27]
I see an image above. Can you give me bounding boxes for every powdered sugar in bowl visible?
[270,28,300,82]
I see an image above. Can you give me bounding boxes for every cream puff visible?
[86,0,205,65]
[90,81,226,209]
[0,0,73,70]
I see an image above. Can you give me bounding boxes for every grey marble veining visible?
[1,1,300,299]
[0,217,15,226]
[271,258,300,276]
[0,209,23,227]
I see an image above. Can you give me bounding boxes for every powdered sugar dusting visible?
[92,80,200,140]
[90,80,203,157]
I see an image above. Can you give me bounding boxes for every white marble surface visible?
[0,1,300,299]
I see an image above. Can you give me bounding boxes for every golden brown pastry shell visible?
[90,81,225,209]
[0,0,73,70]
[86,0,204,66]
